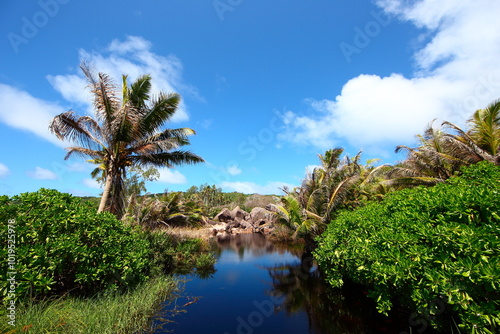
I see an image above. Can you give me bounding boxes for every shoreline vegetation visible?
[1,65,498,333]
[2,276,177,334]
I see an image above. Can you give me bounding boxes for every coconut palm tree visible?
[388,123,466,187]
[443,99,500,165]
[389,99,500,188]
[49,63,204,217]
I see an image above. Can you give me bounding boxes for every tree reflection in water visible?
[161,233,416,334]
[265,251,409,334]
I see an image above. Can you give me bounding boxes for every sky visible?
[0,0,499,196]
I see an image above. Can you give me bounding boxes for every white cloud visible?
[280,0,500,153]
[0,36,196,147]
[226,164,242,176]
[0,84,66,147]
[83,178,102,189]
[66,162,91,172]
[220,181,295,195]
[47,36,195,122]
[27,167,58,180]
[157,168,187,184]
[0,163,10,178]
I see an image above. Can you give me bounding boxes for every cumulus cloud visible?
[220,181,295,195]
[0,163,10,178]
[0,36,195,147]
[27,167,58,180]
[226,164,242,176]
[83,178,102,189]
[280,0,500,153]
[47,36,196,122]
[157,168,187,184]
[0,84,66,146]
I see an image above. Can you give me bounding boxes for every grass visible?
[1,276,177,334]
[163,226,215,240]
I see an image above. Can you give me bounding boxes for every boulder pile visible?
[210,206,277,235]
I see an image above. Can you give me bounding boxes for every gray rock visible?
[215,208,232,222]
[250,207,276,227]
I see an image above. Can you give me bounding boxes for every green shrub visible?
[139,230,216,277]
[0,189,150,301]
[140,229,176,276]
[314,162,500,333]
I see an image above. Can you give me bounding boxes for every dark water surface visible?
[152,234,414,334]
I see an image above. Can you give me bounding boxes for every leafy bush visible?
[0,189,150,301]
[140,230,215,277]
[314,162,500,333]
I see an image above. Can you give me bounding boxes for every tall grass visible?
[1,276,177,334]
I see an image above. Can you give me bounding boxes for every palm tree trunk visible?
[98,173,113,213]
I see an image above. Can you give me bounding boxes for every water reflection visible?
[213,233,302,259]
[154,234,412,334]
[265,257,393,333]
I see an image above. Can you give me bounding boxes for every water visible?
[152,234,414,334]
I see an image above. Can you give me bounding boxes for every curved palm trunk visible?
[98,173,113,213]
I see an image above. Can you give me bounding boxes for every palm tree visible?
[443,99,500,165]
[49,63,204,217]
[388,123,466,187]
[271,149,385,248]
[271,194,323,239]
[389,99,500,188]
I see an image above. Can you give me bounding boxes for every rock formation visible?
[212,206,277,236]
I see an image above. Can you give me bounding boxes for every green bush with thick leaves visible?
[0,189,150,301]
[314,162,500,333]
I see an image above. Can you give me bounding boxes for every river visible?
[151,233,418,334]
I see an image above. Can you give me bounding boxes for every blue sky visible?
[1,0,499,196]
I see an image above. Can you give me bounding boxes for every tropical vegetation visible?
[0,188,215,333]
[272,99,500,245]
[49,63,204,218]
[314,162,500,333]
[2,62,499,334]
[266,99,500,332]
[271,148,388,248]
[388,99,500,187]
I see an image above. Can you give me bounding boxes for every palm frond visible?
[48,111,104,150]
[64,147,104,161]
[139,92,181,136]
[130,150,204,168]
[128,74,152,109]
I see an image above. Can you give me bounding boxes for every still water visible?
[152,234,412,334]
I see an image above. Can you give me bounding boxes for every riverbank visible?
[0,276,177,334]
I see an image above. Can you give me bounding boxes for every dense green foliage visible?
[0,189,217,302]
[314,162,500,332]
[0,189,150,301]
[0,189,216,332]
[141,230,216,277]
